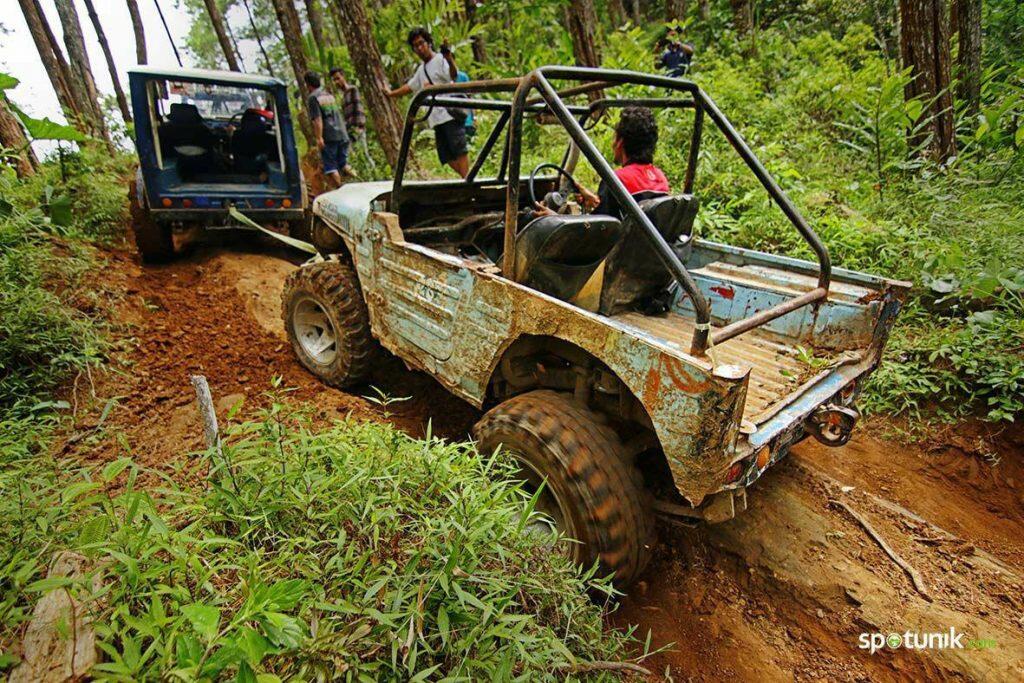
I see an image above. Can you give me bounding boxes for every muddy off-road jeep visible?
[128,67,309,262]
[282,67,909,585]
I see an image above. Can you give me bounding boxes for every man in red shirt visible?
[532,106,669,219]
[580,106,669,218]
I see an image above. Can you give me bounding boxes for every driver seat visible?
[599,194,699,315]
[513,214,624,303]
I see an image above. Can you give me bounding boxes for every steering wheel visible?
[528,162,583,213]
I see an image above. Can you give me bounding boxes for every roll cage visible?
[390,67,832,357]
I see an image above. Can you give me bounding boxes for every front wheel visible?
[282,259,379,388]
[473,390,655,586]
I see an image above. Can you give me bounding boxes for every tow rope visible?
[227,206,320,256]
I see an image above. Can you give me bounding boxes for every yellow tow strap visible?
[227,206,319,255]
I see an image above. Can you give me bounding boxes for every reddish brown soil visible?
[64,242,1024,682]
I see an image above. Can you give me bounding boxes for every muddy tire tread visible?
[282,258,378,388]
[473,390,655,585]
[129,181,174,263]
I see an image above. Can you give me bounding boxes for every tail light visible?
[264,199,276,208]
[724,462,744,484]
[282,198,293,208]
[182,199,193,208]
[161,198,172,207]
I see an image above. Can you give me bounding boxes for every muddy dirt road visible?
[71,244,1024,681]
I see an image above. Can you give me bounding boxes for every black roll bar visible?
[390,66,833,356]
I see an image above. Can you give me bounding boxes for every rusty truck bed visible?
[613,310,814,424]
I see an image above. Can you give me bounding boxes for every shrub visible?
[0,403,633,680]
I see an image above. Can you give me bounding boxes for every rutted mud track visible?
[69,244,1024,681]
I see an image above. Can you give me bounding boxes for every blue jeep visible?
[127,67,308,261]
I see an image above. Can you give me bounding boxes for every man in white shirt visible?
[387,27,469,178]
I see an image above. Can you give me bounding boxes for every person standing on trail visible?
[304,71,348,189]
[329,67,375,176]
[386,27,469,178]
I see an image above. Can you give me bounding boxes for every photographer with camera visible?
[387,27,469,178]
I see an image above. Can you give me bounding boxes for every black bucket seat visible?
[513,213,624,303]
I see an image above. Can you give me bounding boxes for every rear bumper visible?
[151,208,306,223]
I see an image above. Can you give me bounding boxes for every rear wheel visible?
[473,390,655,586]
[282,259,379,388]
[129,179,174,263]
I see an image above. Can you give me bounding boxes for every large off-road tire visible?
[282,258,378,388]
[473,390,656,586]
[129,178,174,263]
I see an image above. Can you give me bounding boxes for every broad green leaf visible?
[10,103,87,142]
[102,457,133,483]
[0,73,18,90]
[235,626,271,666]
[181,603,221,642]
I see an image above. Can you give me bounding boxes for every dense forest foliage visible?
[1,0,1022,679]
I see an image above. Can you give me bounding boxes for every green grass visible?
[0,399,635,680]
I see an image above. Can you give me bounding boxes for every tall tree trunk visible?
[241,0,275,76]
[202,0,241,71]
[15,0,81,126]
[955,0,982,114]
[608,0,626,26]
[225,15,247,70]
[269,0,316,149]
[463,0,487,63]
[0,93,38,178]
[54,0,110,142]
[698,0,710,20]
[900,0,957,161]
[83,0,132,124]
[566,0,601,68]
[729,0,754,35]
[304,0,328,52]
[630,0,642,25]
[334,0,404,169]
[125,0,148,64]
[665,0,687,22]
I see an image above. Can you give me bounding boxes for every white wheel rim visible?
[293,296,337,365]
[510,453,573,541]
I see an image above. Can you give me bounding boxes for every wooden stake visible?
[190,375,220,452]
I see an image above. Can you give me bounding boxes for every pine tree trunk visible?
[16,0,81,127]
[305,0,328,52]
[0,93,37,178]
[334,0,404,169]
[125,0,148,64]
[608,0,627,25]
[54,0,110,142]
[203,0,241,71]
[241,0,275,76]
[463,0,487,63]
[270,0,316,149]
[900,0,957,161]
[665,0,687,22]
[566,0,601,68]
[83,0,132,124]
[730,0,754,35]
[955,0,981,114]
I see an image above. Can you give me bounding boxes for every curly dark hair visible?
[407,27,433,47]
[615,106,659,164]
[303,71,321,88]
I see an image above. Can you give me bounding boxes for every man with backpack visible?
[387,27,469,178]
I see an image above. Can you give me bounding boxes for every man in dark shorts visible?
[304,71,348,188]
[387,27,469,178]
